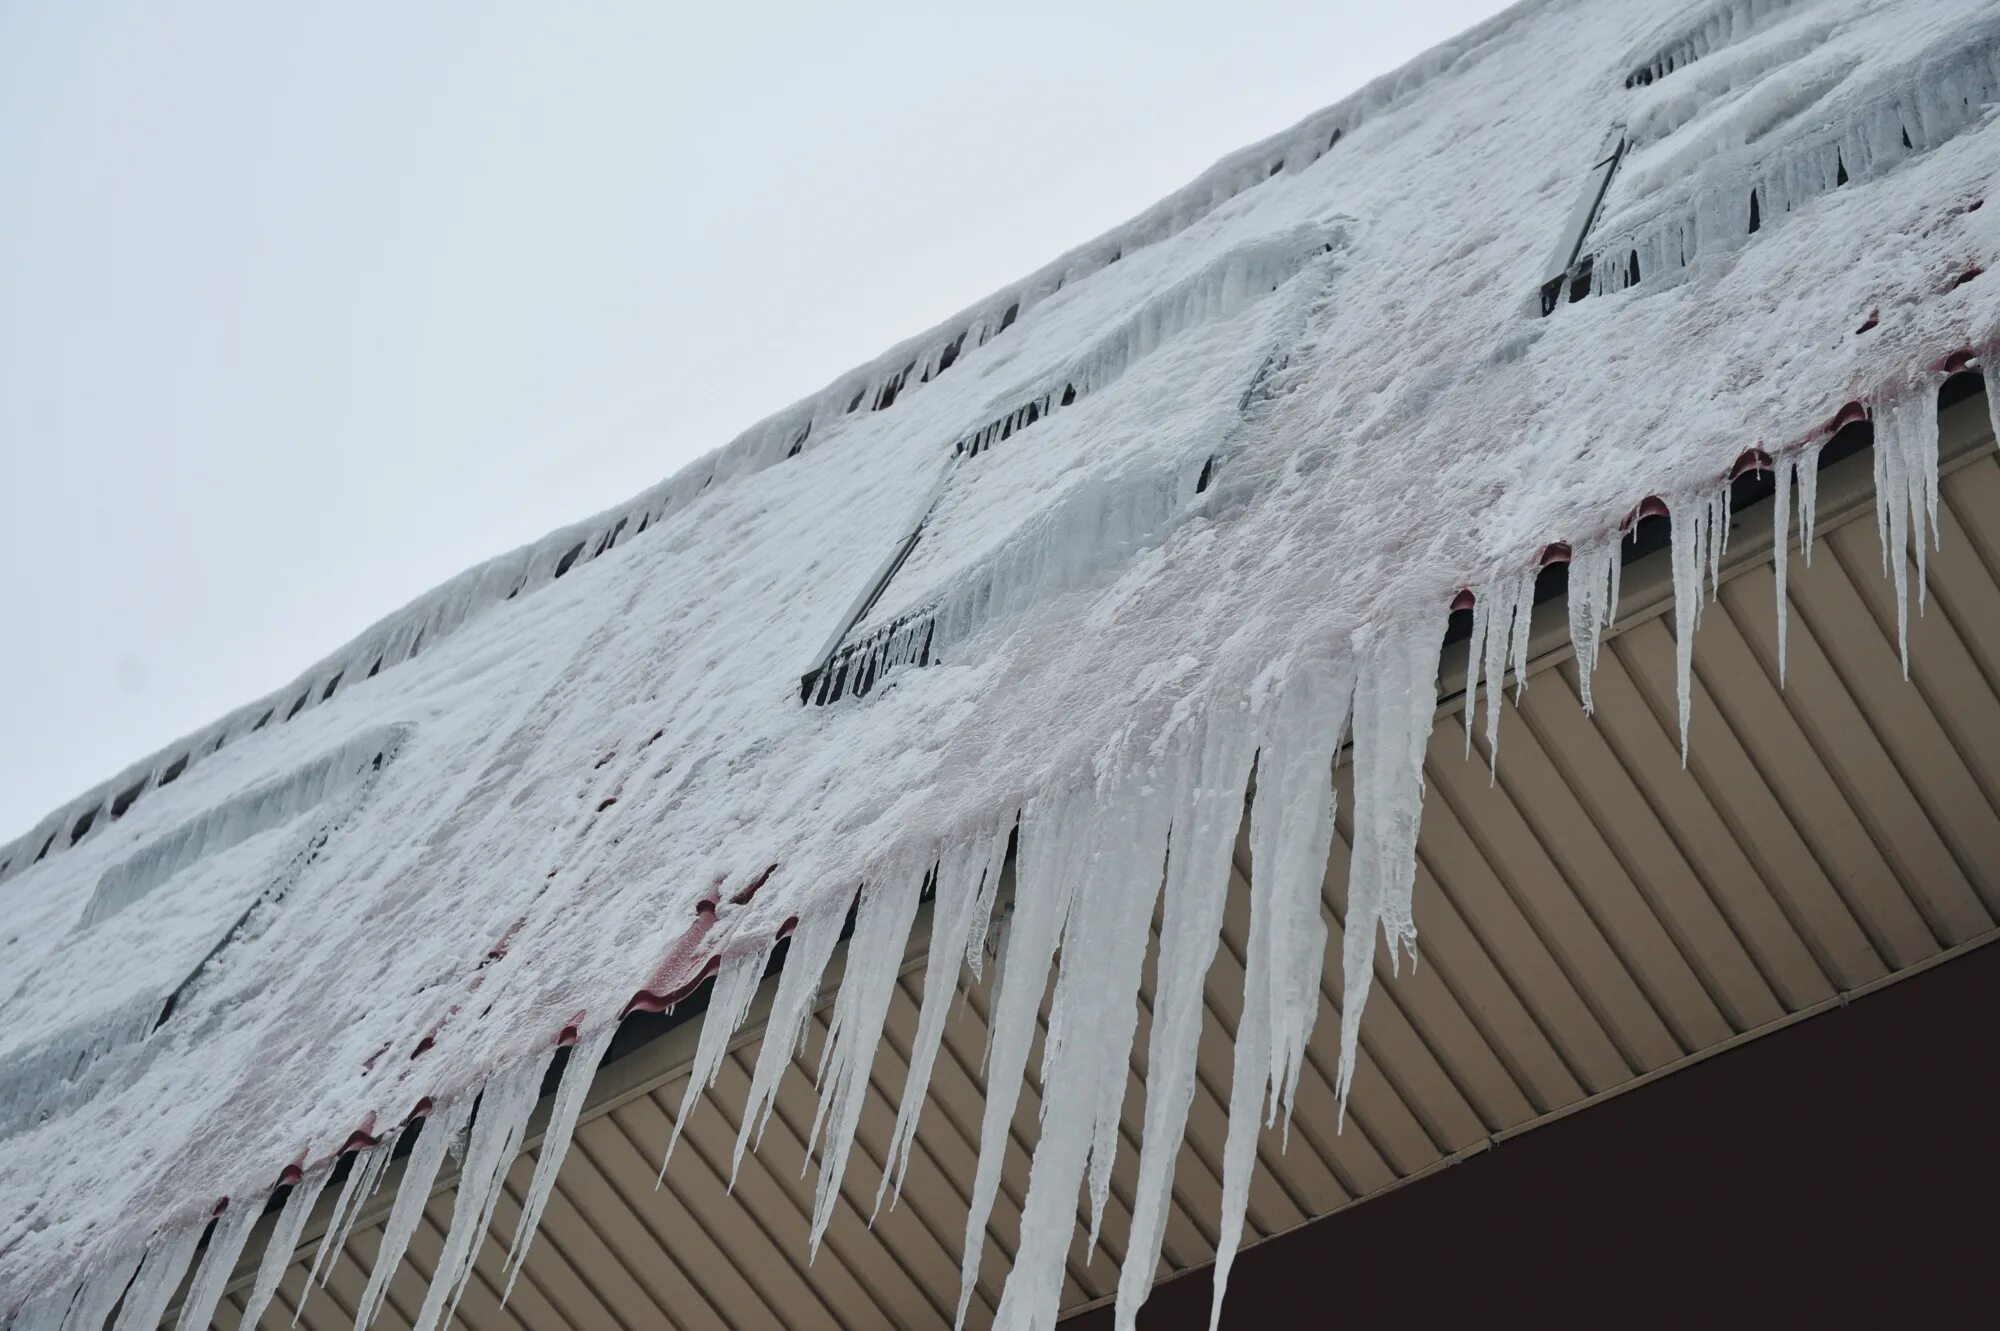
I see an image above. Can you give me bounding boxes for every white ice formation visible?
[4,0,1998,1325]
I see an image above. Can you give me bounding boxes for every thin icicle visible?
[663,944,771,1183]
[413,1059,547,1331]
[56,1247,140,1331]
[304,1129,398,1299]
[239,1165,330,1329]
[1778,441,1829,687]
[108,1226,201,1331]
[1871,389,1942,677]
[1114,711,1257,1331]
[1507,569,1535,702]
[878,825,1010,1216]
[806,867,923,1254]
[171,1200,259,1331]
[732,903,847,1186]
[1668,487,1728,762]
[506,1025,614,1300]
[1470,570,1535,773]
[1480,578,1511,768]
[960,828,1011,986]
[1710,482,1731,598]
[355,1095,472,1331]
[1333,615,1444,1120]
[1461,588,1490,758]
[955,794,1087,1329]
[1797,440,1825,561]
[1566,538,1620,713]
[1873,403,1910,671]
[994,758,1176,1330]
[1608,538,1624,629]
[1774,453,1794,685]
[302,1167,367,1308]
[1210,658,1353,1331]
[1990,375,2000,468]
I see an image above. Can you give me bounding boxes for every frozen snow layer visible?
[4,0,1999,1318]
[1583,3,2000,306]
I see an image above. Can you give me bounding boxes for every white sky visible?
[0,0,1511,840]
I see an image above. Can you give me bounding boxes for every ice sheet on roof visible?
[3,0,1998,1321]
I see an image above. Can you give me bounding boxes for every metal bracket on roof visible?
[1539,122,1627,315]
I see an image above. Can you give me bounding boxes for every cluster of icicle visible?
[79,728,405,933]
[954,225,1340,462]
[1589,26,2000,302]
[5,377,1968,1331]
[0,460,691,891]
[689,619,1443,1331]
[1,1037,598,1331]
[1622,0,1821,87]
[0,1004,166,1155]
[822,453,1223,701]
[820,231,1337,702]
[0,728,409,1143]
[0,0,1492,887]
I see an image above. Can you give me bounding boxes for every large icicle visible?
[977,901,1014,1070]
[303,1130,399,1299]
[732,903,848,1185]
[1668,487,1730,761]
[1334,616,1444,1117]
[55,1246,140,1331]
[992,757,1176,1330]
[354,1094,473,1331]
[412,1058,548,1331]
[1075,763,1176,1249]
[663,944,772,1181]
[107,1225,201,1331]
[506,1024,615,1300]
[955,793,1088,1329]
[1210,657,1354,1330]
[806,867,923,1254]
[877,824,1011,1216]
[170,1199,260,1331]
[238,1164,331,1329]
[1871,389,1942,677]
[1114,710,1258,1331]
[1566,538,1621,713]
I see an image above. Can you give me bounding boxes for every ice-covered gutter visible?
[4,0,2000,1326]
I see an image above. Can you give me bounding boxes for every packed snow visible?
[3,0,1997,1326]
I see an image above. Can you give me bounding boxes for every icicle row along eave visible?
[11,351,1984,1327]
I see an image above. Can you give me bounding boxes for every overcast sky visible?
[0,0,1511,840]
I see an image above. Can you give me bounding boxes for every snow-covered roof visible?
[5,0,1999,1324]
